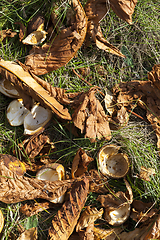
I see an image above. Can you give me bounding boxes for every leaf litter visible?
[0,0,160,239]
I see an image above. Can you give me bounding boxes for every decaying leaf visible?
[104,89,115,116]
[116,105,129,126]
[24,0,87,75]
[0,29,17,41]
[1,154,26,176]
[0,59,71,120]
[110,0,138,24]
[98,144,130,178]
[86,169,109,194]
[94,226,122,240]
[17,227,37,240]
[0,77,20,98]
[72,87,111,142]
[97,179,133,226]
[48,177,89,240]
[138,166,156,182]
[77,222,94,240]
[19,132,55,160]
[76,206,103,232]
[148,64,160,90]
[0,157,74,204]
[130,200,158,223]
[20,201,54,217]
[84,0,125,57]
[71,148,94,178]
[0,209,4,234]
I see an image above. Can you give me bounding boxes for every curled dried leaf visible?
[94,226,122,240]
[0,78,20,98]
[71,148,93,178]
[110,0,138,24]
[0,29,17,41]
[17,227,37,240]
[138,166,156,182]
[72,88,111,142]
[148,64,160,90]
[20,201,53,217]
[76,206,103,232]
[0,158,74,204]
[25,0,87,75]
[0,60,71,120]
[48,177,89,240]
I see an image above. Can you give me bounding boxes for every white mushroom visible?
[24,104,52,135]
[36,163,65,203]
[98,144,130,178]
[7,99,29,126]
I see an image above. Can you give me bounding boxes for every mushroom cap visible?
[7,99,29,126]
[36,163,65,203]
[98,144,129,178]
[0,78,19,98]
[0,209,4,233]
[24,104,52,135]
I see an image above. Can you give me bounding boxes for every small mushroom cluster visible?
[6,99,52,135]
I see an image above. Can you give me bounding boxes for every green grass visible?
[0,0,160,239]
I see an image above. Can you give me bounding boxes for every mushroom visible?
[0,209,4,234]
[7,99,29,126]
[98,144,130,178]
[0,78,20,98]
[24,104,52,135]
[36,163,65,203]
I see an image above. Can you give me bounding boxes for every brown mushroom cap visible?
[98,144,130,178]
[0,78,20,98]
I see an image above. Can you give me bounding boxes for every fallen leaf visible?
[84,0,125,57]
[97,179,133,226]
[0,157,74,204]
[116,105,129,126]
[71,148,94,178]
[1,154,26,176]
[130,200,158,223]
[72,87,111,142]
[104,89,115,116]
[17,227,37,240]
[93,226,122,240]
[86,169,109,194]
[110,0,138,24]
[20,132,54,159]
[48,177,89,240]
[0,60,71,120]
[24,0,87,75]
[20,201,53,217]
[77,222,94,240]
[138,166,156,182]
[76,206,103,232]
[0,29,17,41]
[0,209,4,234]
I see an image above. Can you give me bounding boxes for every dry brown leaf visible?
[0,158,74,204]
[138,166,156,182]
[71,148,94,178]
[148,64,160,90]
[77,222,94,240]
[17,227,37,240]
[104,89,115,116]
[20,201,54,217]
[94,226,122,240]
[117,105,129,126]
[0,29,17,41]
[1,153,26,176]
[86,169,109,194]
[84,0,125,57]
[24,0,87,75]
[76,206,103,232]
[110,0,138,24]
[130,200,158,223]
[0,209,4,234]
[97,179,133,226]
[0,60,71,120]
[72,87,111,142]
[48,177,89,240]
[19,132,55,160]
